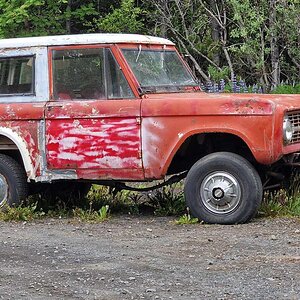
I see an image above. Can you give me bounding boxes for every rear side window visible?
[52,48,134,100]
[0,56,34,96]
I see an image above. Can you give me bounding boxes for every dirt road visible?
[0,216,300,300]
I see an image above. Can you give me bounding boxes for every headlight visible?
[283,116,293,144]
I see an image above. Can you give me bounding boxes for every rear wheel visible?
[184,152,263,224]
[0,154,28,208]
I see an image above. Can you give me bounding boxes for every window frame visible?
[49,44,137,101]
[0,55,36,97]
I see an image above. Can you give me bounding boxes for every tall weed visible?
[260,175,300,217]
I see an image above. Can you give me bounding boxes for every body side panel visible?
[141,95,277,179]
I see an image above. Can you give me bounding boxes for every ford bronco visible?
[0,33,299,224]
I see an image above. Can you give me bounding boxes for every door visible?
[45,46,143,180]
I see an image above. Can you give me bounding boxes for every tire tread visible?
[0,154,28,206]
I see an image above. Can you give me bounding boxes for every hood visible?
[143,92,300,116]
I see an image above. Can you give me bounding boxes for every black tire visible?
[184,152,263,224]
[0,154,28,208]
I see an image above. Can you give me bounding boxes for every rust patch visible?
[221,99,273,115]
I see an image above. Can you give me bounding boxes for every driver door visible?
[45,46,143,180]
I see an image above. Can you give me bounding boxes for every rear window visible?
[0,56,34,96]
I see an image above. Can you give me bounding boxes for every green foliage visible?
[3,177,300,222]
[259,190,287,217]
[208,66,230,82]
[0,0,117,37]
[175,210,199,225]
[260,177,300,218]
[0,0,298,89]
[87,185,140,214]
[145,183,186,216]
[97,0,145,33]
[0,0,44,37]
[72,205,110,223]
[0,202,44,221]
[271,84,300,94]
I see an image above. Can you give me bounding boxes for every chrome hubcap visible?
[200,171,241,214]
[0,174,8,207]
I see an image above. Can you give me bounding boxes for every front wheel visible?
[184,152,263,224]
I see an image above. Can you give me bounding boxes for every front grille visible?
[287,111,300,143]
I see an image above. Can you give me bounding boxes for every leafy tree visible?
[0,0,298,89]
[0,0,44,37]
[147,0,300,89]
[96,0,145,33]
[0,0,121,37]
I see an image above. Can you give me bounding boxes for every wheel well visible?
[167,133,256,175]
[0,135,25,168]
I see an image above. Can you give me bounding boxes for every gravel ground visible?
[0,216,300,300]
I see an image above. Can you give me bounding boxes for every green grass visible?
[175,209,199,225]
[0,202,44,221]
[72,205,110,223]
[145,183,186,216]
[259,188,300,218]
[2,178,300,222]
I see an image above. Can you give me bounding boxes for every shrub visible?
[271,84,300,94]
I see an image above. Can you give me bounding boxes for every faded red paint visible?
[1,37,300,184]
[0,103,44,178]
[0,103,45,121]
[46,118,141,170]
[140,92,300,178]
[45,97,143,180]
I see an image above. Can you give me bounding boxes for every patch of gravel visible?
[0,216,300,299]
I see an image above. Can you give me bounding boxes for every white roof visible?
[0,33,175,49]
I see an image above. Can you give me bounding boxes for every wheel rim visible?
[200,171,241,214]
[0,174,8,207]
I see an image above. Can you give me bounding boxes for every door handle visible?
[47,104,64,111]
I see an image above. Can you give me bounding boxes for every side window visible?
[52,48,105,100]
[52,47,134,100]
[0,56,34,96]
[105,49,134,99]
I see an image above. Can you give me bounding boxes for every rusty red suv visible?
[0,33,299,224]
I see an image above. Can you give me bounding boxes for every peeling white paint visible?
[68,128,109,138]
[58,136,79,150]
[142,118,164,169]
[95,156,138,169]
[92,108,99,115]
[85,151,101,157]
[0,33,174,49]
[0,127,34,179]
[57,152,85,161]
[5,105,16,118]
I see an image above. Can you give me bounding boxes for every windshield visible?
[122,49,199,93]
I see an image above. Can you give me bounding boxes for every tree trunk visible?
[269,0,280,89]
[208,0,221,66]
[160,0,167,37]
[66,0,72,34]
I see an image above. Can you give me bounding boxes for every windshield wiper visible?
[140,86,157,94]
